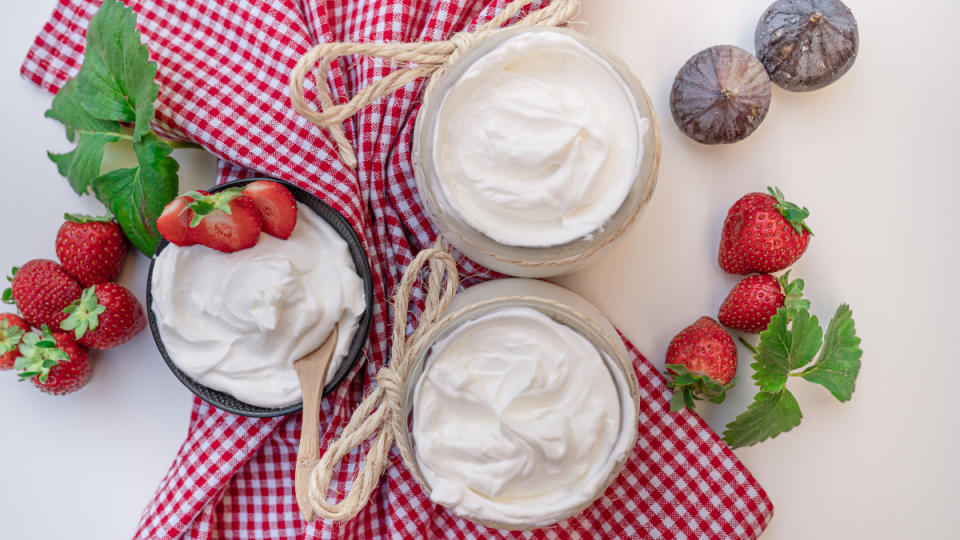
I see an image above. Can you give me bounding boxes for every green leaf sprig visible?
[722,304,862,449]
[46,0,196,256]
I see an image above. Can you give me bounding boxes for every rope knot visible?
[375,367,404,413]
[448,31,478,58]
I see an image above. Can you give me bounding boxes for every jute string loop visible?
[289,0,581,169]
[305,244,459,521]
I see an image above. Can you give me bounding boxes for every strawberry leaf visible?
[75,0,158,141]
[799,304,862,402]
[0,320,26,355]
[46,79,123,195]
[722,389,803,449]
[17,327,69,383]
[90,133,179,255]
[666,363,735,411]
[767,186,812,235]
[751,308,822,393]
[61,287,107,339]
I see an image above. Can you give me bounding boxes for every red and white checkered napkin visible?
[23,1,773,538]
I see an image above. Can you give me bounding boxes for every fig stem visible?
[810,11,824,23]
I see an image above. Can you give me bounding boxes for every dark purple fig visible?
[755,0,859,92]
[670,45,772,145]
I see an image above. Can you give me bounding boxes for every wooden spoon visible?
[294,323,339,523]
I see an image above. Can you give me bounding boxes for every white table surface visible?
[1,1,957,538]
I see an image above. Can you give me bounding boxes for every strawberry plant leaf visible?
[45,0,183,256]
[722,389,803,449]
[90,133,179,255]
[799,304,862,402]
[751,308,822,393]
[75,0,158,141]
[46,79,123,195]
[64,212,114,223]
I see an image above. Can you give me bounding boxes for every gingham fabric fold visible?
[22,1,773,538]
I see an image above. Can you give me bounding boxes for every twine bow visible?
[305,245,459,521]
[289,0,581,169]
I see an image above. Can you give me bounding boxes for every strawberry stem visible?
[60,286,106,339]
[0,319,26,354]
[183,188,245,227]
[16,325,69,383]
[767,186,813,236]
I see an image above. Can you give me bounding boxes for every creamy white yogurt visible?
[151,204,365,408]
[412,306,631,527]
[433,31,648,247]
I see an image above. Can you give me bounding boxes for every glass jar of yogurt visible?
[413,27,660,278]
[396,278,640,529]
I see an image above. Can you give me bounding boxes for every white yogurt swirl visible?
[151,204,366,408]
[412,306,631,527]
[433,30,648,247]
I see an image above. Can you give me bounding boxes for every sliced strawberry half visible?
[157,191,207,247]
[242,180,298,239]
[184,188,262,253]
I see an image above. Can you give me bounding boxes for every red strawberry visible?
[8,260,83,329]
[55,213,127,286]
[665,317,738,412]
[0,313,30,370]
[719,186,812,274]
[183,189,262,252]
[61,284,146,350]
[16,325,92,395]
[242,180,298,239]
[157,191,208,247]
[718,272,810,333]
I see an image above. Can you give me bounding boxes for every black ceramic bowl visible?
[146,178,374,417]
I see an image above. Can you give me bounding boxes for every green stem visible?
[165,139,202,150]
[791,365,817,377]
[738,337,758,355]
[73,125,202,150]
[119,125,202,149]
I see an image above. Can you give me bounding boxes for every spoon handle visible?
[294,324,339,522]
